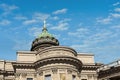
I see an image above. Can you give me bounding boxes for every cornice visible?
[0,70,14,76]
[0,70,6,74]
[12,62,34,69]
[34,56,82,69]
[12,56,82,72]
[17,51,37,54]
[82,65,100,70]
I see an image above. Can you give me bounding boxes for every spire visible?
[42,20,47,31]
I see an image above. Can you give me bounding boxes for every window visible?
[27,78,33,80]
[72,75,76,80]
[45,75,51,80]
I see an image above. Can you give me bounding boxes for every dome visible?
[38,27,53,38]
[31,21,59,51]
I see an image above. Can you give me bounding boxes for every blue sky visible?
[0,0,120,64]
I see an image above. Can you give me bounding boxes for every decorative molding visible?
[52,68,58,74]
[37,46,77,56]
[38,71,43,76]
[67,69,72,74]
[34,73,37,78]
[82,65,99,70]
[88,74,93,79]
[77,73,81,77]
[15,73,20,78]
[21,73,27,78]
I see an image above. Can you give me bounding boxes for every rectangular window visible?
[72,75,76,80]
[27,78,33,80]
[45,75,51,80]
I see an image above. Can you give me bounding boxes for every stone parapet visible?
[37,46,77,60]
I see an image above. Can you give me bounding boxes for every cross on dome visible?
[43,20,46,28]
[42,20,47,31]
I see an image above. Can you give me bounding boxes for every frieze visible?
[45,70,51,73]
[38,71,43,76]
[21,73,27,78]
[67,69,72,74]
[77,73,81,77]
[52,68,58,74]
[34,74,37,78]
[15,73,20,78]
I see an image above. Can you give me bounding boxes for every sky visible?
[0,0,120,64]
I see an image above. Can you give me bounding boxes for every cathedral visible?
[0,21,101,80]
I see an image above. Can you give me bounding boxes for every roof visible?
[38,20,54,38]
[38,27,53,38]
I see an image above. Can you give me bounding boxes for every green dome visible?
[31,21,59,51]
[38,28,53,38]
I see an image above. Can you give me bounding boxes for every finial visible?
[43,20,46,28]
[42,20,47,31]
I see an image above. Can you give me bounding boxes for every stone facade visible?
[0,22,101,80]
[0,51,99,80]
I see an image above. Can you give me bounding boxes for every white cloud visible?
[112,24,120,29]
[0,3,18,15]
[0,20,11,25]
[13,39,31,50]
[23,19,37,25]
[96,4,120,24]
[52,16,59,20]
[77,28,89,32]
[22,13,50,25]
[0,3,18,11]
[85,30,113,44]
[96,17,112,24]
[50,19,70,31]
[28,27,42,37]
[113,2,120,6]
[14,15,27,20]
[33,12,50,20]
[59,18,71,23]
[53,8,67,14]
[114,8,120,12]
[68,28,89,38]
[111,13,120,18]
[69,28,120,63]
[53,34,61,39]
[50,22,68,31]
[70,44,89,51]
[81,30,115,48]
